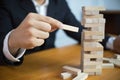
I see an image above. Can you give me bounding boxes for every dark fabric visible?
[100,34,110,50]
[0,0,109,66]
[0,0,83,65]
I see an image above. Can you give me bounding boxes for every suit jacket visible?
[0,0,110,66]
[0,0,84,65]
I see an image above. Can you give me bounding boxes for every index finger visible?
[33,13,63,29]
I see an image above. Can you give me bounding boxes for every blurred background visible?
[55,0,120,47]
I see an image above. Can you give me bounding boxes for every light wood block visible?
[83,42,103,51]
[83,68,102,73]
[83,10,99,15]
[63,66,81,75]
[61,24,79,32]
[83,61,102,66]
[83,18,105,24]
[61,72,72,80]
[103,58,120,67]
[83,6,106,11]
[84,51,103,54]
[84,53,103,59]
[99,18,106,23]
[83,30,104,36]
[72,73,88,80]
[84,65,102,69]
[83,23,105,28]
[84,14,104,18]
[114,54,120,60]
[102,63,114,69]
[90,26,105,32]
[83,30,104,40]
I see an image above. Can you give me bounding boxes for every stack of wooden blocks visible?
[81,6,106,75]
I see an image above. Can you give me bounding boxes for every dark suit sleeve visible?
[61,0,84,43]
[0,3,23,66]
[100,34,111,50]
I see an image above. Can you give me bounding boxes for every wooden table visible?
[0,44,120,80]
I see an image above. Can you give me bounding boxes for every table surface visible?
[0,44,120,80]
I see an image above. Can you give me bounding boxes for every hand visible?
[8,13,62,55]
[113,36,120,53]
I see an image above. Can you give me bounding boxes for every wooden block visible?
[83,10,99,16]
[102,63,114,69]
[61,72,72,80]
[86,72,95,75]
[83,42,103,51]
[83,29,104,35]
[83,18,105,24]
[95,71,102,75]
[82,6,106,11]
[96,58,103,62]
[103,58,120,67]
[90,26,105,32]
[72,73,88,80]
[63,66,81,75]
[83,23,105,28]
[83,61,102,66]
[84,18,93,24]
[99,18,106,23]
[83,58,90,62]
[84,14,104,18]
[83,68,102,72]
[84,51,103,54]
[84,35,104,40]
[61,24,79,32]
[83,30,104,40]
[96,65,102,69]
[83,39,103,42]
[114,54,120,60]
[84,53,103,59]
[92,18,99,23]
[84,65,97,69]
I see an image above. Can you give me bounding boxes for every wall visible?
[66,0,120,20]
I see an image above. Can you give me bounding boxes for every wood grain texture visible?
[0,45,120,80]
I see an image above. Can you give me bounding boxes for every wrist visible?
[8,30,19,55]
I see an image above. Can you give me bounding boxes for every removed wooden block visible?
[103,58,120,67]
[72,72,88,80]
[61,72,72,80]
[61,24,79,32]
[63,66,81,75]
[114,54,120,60]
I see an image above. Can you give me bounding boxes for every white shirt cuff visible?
[3,30,26,62]
[106,36,116,50]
